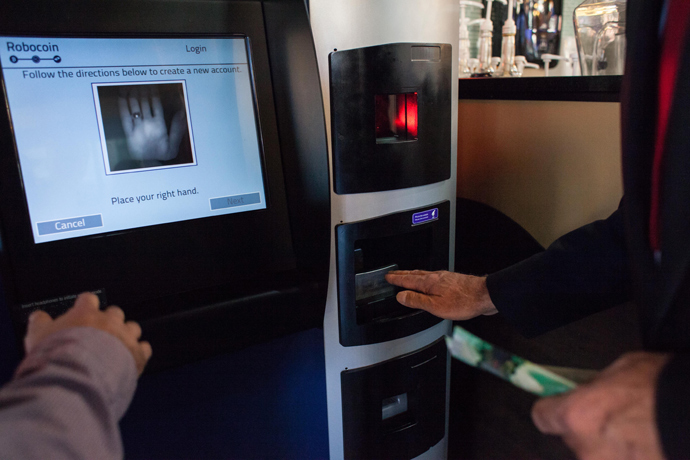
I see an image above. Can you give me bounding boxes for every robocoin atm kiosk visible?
[311,1,460,458]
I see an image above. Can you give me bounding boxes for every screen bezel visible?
[0,30,297,323]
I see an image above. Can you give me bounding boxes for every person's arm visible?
[0,293,151,460]
[487,206,631,336]
[386,204,631,335]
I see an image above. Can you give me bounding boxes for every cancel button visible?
[37,214,103,236]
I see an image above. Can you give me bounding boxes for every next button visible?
[209,192,261,211]
[37,214,103,236]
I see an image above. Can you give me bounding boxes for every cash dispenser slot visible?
[337,201,449,346]
[341,338,448,460]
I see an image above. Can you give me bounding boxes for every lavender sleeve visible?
[0,327,138,459]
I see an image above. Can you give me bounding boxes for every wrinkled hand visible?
[119,86,186,162]
[384,270,497,320]
[532,352,670,460]
[24,293,152,375]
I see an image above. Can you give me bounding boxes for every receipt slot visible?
[336,202,450,346]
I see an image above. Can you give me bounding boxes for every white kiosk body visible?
[310,2,460,458]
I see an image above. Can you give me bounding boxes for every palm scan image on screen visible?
[95,81,197,174]
[0,36,267,243]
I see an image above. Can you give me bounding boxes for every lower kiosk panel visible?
[341,338,448,460]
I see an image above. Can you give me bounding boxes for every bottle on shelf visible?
[459,0,485,78]
[574,0,627,76]
[495,0,518,77]
[473,0,507,77]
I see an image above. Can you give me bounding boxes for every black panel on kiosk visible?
[341,338,448,460]
[336,202,449,346]
[0,0,329,370]
[330,43,452,194]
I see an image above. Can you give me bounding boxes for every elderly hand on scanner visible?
[385,270,668,460]
[384,270,497,320]
[26,292,152,374]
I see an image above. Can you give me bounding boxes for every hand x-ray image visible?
[94,81,196,174]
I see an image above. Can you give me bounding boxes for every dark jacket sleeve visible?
[486,206,632,337]
[656,354,690,459]
[0,327,138,460]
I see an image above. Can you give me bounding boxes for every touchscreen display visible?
[0,36,267,243]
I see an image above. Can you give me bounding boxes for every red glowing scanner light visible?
[375,92,418,144]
